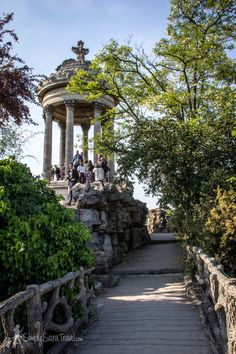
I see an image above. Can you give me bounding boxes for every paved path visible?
[68,233,214,354]
[112,233,182,275]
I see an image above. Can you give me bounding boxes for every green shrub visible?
[170,180,236,276]
[203,185,236,276]
[0,158,94,300]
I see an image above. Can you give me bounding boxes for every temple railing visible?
[186,246,236,354]
[0,267,95,354]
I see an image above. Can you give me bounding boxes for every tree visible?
[0,122,40,160]
[0,13,40,127]
[67,0,236,274]
[67,0,235,211]
[0,158,94,300]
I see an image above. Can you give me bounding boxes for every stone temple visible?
[38,40,116,180]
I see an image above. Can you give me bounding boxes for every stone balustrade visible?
[0,267,94,354]
[186,246,236,354]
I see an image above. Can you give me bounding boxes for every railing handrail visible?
[0,266,95,354]
[186,245,236,354]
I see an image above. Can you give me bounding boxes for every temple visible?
[38,41,116,180]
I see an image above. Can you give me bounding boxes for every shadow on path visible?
[68,234,214,354]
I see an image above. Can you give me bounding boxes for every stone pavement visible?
[112,233,182,275]
[68,233,214,354]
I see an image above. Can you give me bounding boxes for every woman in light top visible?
[93,162,105,185]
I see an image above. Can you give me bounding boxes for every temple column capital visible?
[94,101,105,114]
[81,123,90,134]
[64,100,76,110]
[43,105,54,115]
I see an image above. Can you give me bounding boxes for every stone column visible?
[93,102,103,164]
[43,105,54,180]
[108,117,115,181]
[58,122,66,174]
[81,124,90,161]
[64,100,75,177]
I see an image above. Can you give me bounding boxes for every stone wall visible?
[147,209,159,233]
[147,208,167,233]
[186,246,236,354]
[72,181,149,274]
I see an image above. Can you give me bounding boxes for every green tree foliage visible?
[171,181,236,276]
[67,0,235,205]
[204,184,236,275]
[0,158,94,300]
[67,0,236,272]
[68,0,235,121]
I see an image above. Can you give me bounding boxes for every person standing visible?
[94,161,105,185]
[54,165,61,181]
[101,156,110,182]
[66,163,78,205]
[50,165,55,181]
[77,160,86,184]
[72,150,83,170]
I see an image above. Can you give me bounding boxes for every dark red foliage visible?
[0,13,40,126]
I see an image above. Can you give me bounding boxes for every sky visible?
[1,0,171,209]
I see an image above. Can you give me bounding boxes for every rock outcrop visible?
[72,181,149,274]
[147,208,168,234]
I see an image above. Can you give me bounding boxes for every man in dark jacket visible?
[72,150,83,169]
[66,163,79,205]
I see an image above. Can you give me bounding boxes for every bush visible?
[170,180,236,276]
[204,185,236,276]
[0,158,94,300]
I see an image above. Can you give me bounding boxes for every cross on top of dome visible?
[72,40,89,64]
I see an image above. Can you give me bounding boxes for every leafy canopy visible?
[0,13,41,127]
[67,0,236,275]
[67,0,236,210]
[0,158,94,300]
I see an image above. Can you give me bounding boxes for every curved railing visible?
[186,246,236,354]
[0,267,94,354]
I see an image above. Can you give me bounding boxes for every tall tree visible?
[0,13,40,127]
[67,0,236,209]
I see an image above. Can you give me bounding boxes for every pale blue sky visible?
[1,0,171,208]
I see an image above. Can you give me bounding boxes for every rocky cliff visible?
[72,181,149,274]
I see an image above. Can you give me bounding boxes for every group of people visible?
[50,165,64,181]
[66,150,110,205]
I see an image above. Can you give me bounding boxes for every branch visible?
[132,54,167,92]
[182,63,193,114]
[111,77,140,122]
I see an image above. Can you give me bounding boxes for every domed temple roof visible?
[38,40,91,99]
[51,40,90,80]
[39,41,116,180]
